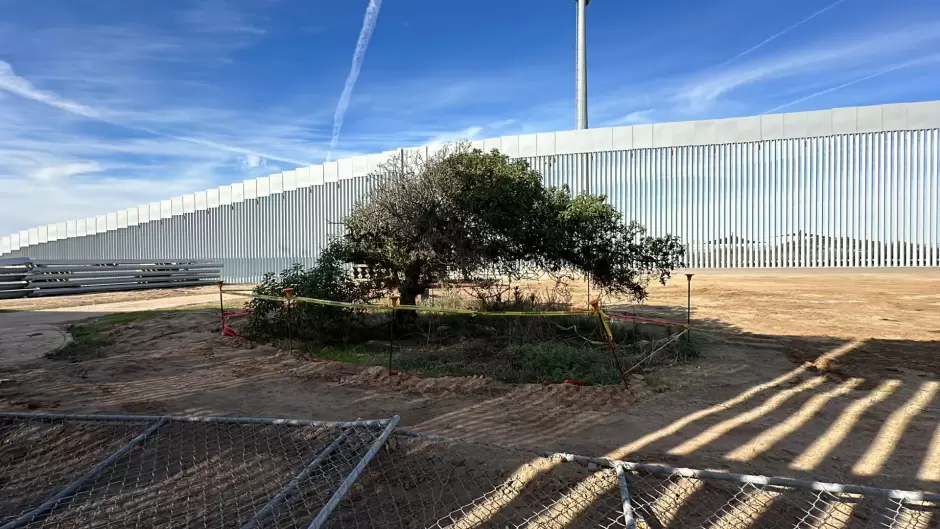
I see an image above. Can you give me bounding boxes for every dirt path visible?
[0,285,232,312]
[1,270,938,493]
[0,293,242,368]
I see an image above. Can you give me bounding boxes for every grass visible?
[45,301,249,362]
[251,303,704,386]
[300,338,634,386]
[47,311,158,361]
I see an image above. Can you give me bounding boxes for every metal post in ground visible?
[284,288,294,354]
[217,280,225,336]
[591,299,627,388]
[685,273,694,333]
[388,296,399,375]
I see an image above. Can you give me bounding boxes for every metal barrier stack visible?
[2,412,938,528]
[0,259,223,299]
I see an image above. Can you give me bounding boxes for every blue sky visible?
[1,0,939,235]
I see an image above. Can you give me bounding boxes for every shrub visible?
[245,242,384,343]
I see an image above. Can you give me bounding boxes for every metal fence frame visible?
[395,427,940,504]
[4,412,939,528]
[0,412,398,529]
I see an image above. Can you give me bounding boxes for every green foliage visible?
[497,343,623,385]
[291,311,702,386]
[245,241,383,342]
[302,341,622,385]
[340,145,685,305]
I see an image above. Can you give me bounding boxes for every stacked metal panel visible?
[0,258,222,299]
[1,101,939,280]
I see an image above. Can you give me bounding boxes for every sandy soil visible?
[0,285,220,312]
[1,270,939,495]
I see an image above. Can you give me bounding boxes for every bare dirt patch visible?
[1,270,939,493]
[0,285,217,312]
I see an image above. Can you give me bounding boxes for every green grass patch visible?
[277,311,702,386]
[47,311,157,361]
[301,340,626,385]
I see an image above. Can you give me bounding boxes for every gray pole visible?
[575,0,589,129]
[576,0,591,300]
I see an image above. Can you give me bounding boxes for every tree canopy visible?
[337,144,685,305]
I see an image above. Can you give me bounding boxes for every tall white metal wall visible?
[2,101,939,281]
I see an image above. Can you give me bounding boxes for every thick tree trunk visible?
[396,275,424,326]
[399,284,421,306]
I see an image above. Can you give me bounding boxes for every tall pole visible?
[576,0,591,300]
[575,0,589,130]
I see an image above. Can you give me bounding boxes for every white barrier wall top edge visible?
[3,99,939,251]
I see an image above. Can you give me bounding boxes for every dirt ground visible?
[1,269,939,494]
[0,285,217,312]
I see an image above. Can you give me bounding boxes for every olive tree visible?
[339,144,685,306]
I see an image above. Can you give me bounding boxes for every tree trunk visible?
[399,284,421,306]
[396,275,424,326]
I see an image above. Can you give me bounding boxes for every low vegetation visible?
[48,312,154,361]
[242,145,696,385]
[246,272,699,384]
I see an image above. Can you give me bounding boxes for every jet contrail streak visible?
[326,0,383,162]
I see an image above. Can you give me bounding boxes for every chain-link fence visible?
[226,286,694,387]
[2,413,938,528]
[0,413,397,529]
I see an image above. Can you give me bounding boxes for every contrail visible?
[718,0,849,68]
[0,60,313,167]
[763,54,940,114]
[326,0,383,162]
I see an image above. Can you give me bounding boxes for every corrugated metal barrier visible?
[1,101,938,282]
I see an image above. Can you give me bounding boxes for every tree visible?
[339,144,685,306]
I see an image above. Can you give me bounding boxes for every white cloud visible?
[0,61,100,118]
[0,172,203,238]
[30,162,104,183]
[615,109,655,125]
[426,126,484,147]
[180,0,267,35]
[240,154,264,169]
[0,58,317,167]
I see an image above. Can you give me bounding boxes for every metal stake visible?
[217,280,225,336]
[285,288,294,354]
[685,273,694,328]
[388,296,399,374]
[591,299,626,388]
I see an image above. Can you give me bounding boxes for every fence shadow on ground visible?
[2,304,940,527]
